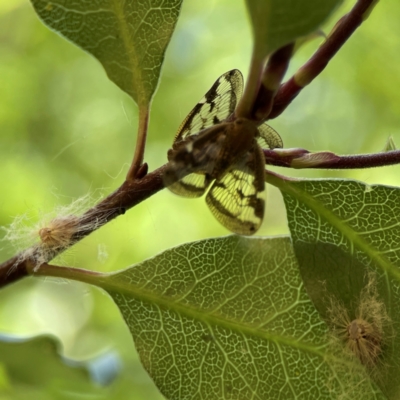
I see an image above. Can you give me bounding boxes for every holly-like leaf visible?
[245,0,342,60]
[280,179,400,398]
[30,0,183,107]
[89,236,384,399]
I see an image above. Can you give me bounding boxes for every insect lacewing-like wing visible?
[164,70,243,197]
[164,69,284,235]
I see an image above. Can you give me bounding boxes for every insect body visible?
[164,69,283,235]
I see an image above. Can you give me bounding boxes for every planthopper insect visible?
[164,69,283,235]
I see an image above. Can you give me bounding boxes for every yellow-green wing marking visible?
[174,69,243,142]
[205,142,266,235]
[257,123,283,150]
[166,172,213,198]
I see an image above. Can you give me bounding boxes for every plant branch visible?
[253,43,294,121]
[0,164,166,288]
[29,263,107,286]
[264,148,400,169]
[3,146,400,288]
[126,106,150,180]
[269,0,379,120]
[235,51,265,119]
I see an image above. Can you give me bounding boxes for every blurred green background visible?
[1,0,400,398]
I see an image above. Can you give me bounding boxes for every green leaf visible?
[93,236,384,399]
[245,0,342,59]
[280,179,400,398]
[30,0,183,106]
[0,334,101,398]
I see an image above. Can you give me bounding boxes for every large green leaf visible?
[91,236,384,399]
[279,178,400,399]
[245,0,342,59]
[30,0,183,106]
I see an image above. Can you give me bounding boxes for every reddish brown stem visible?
[253,43,294,121]
[269,0,378,119]
[264,148,400,169]
[126,107,150,180]
[2,146,400,288]
[0,165,166,288]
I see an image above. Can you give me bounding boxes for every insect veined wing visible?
[257,123,283,150]
[166,173,213,198]
[174,69,243,143]
[164,124,228,197]
[165,70,243,197]
[205,142,266,235]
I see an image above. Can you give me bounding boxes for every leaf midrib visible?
[102,274,327,359]
[110,0,142,103]
[271,176,400,284]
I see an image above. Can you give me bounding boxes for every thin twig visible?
[269,0,378,119]
[264,148,400,169]
[236,52,265,119]
[126,106,150,180]
[30,263,107,285]
[3,146,400,287]
[0,165,166,288]
[253,43,294,121]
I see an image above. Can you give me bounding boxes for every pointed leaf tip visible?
[31,0,183,106]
